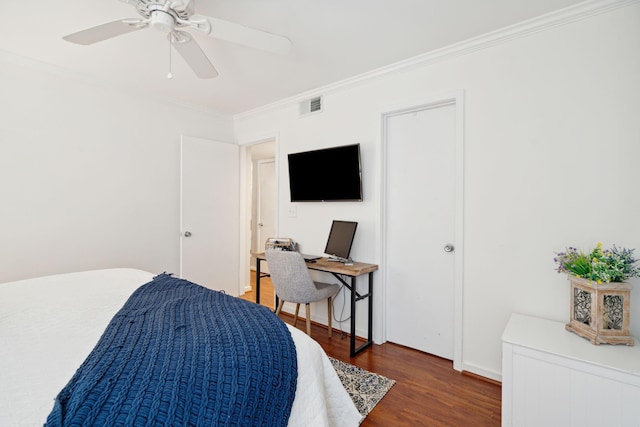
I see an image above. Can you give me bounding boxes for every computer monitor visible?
[324,220,358,262]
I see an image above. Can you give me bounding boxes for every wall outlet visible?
[288,205,297,218]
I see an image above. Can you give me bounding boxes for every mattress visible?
[0,268,361,427]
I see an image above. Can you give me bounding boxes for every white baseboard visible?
[461,361,502,383]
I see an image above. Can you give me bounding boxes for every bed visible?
[0,268,362,427]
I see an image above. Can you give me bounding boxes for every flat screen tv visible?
[287,144,362,202]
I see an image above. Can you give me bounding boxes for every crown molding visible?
[234,0,639,121]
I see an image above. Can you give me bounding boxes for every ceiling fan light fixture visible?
[150,10,175,33]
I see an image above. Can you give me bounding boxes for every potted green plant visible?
[554,243,639,345]
[554,243,640,284]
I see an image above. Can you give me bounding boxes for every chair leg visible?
[305,303,311,336]
[275,299,284,316]
[327,296,333,338]
[293,303,300,327]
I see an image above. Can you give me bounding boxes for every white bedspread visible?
[0,268,361,427]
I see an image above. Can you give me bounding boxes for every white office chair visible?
[265,249,339,337]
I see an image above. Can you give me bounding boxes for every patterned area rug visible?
[329,357,396,419]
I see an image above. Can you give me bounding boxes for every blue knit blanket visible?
[45,274,297,427]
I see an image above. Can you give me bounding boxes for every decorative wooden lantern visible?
[566,276,634,345]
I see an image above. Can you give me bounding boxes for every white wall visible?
[0,54,234,284]
[235,4,640,378]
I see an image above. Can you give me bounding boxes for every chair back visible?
[265,249,318,304]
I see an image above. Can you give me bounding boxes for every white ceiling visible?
[0,0,586,115]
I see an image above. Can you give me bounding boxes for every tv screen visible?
[324,220,358,261]
[287,144,362,202]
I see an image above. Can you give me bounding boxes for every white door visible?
[385,102,456,360]
[180,136,239,295]
[256,159,276,252]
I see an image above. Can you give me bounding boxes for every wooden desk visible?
[253,253,378,357]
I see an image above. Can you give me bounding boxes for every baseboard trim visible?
[462,370,502,386]
[461,362,502,383]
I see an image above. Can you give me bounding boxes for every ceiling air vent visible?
[299,96,323,117]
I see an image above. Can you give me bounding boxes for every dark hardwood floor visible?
[241,272,502,426]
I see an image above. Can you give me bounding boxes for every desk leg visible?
[349,272,374,357]
[350,275,357,356]
[367,272,373,345]
[255,258,261,304]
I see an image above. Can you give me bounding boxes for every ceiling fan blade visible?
[171,34,218,79]
[63,19,145,45]
[191,14,291,55]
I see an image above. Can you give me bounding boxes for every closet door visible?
[180,136,239,295]
[385,102,456,360]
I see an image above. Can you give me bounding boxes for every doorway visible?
[240,139,276,292]
[382,93,464,369]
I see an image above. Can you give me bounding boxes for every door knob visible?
[184,231,192,237]
[258,223,264,227]
[444,244,454,253]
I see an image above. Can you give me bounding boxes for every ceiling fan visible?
[62,0,292,79]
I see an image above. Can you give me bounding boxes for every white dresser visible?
[502,313,640,427]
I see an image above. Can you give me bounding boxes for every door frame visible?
[379,90,464,371]
[238,133,280,295]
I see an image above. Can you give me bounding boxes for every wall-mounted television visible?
[287,143,363,202]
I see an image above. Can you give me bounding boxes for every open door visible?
[256,159,276,254]
[180,136,239,295]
